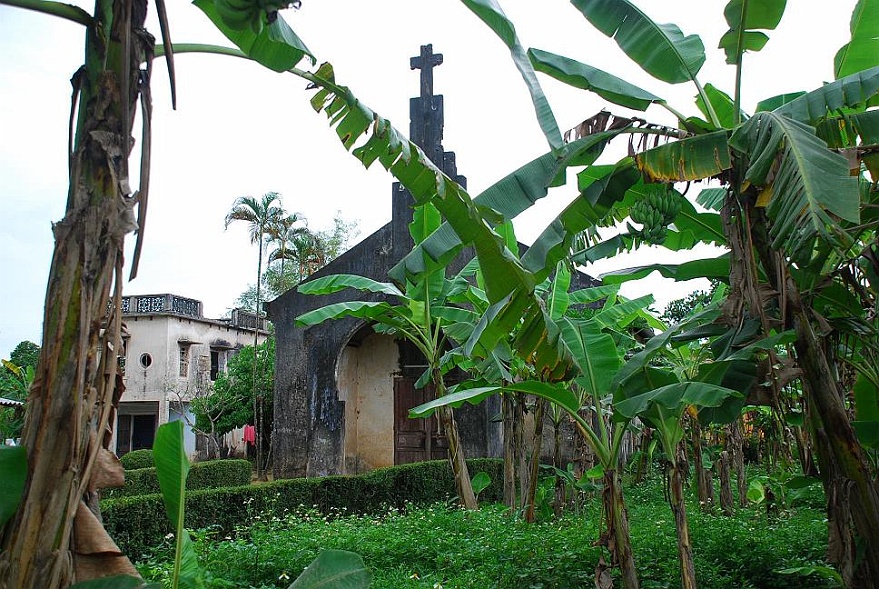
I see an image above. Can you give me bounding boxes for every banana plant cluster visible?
[192,0,879,586]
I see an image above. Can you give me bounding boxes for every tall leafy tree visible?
[224,192,285,480]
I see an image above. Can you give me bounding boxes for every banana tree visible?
[411,280,665,589]
[445,1,879,585]
[295,202,480,509]
[0,0,181,584]
[613,371,743,589]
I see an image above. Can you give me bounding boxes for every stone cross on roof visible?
[392,44,466,257]
[411,44,443,100]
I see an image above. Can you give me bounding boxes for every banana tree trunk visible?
[433,368,476,509]
[792,308,879,588]
[514,393,528,506]
[601,468,640,589]
[749,210,879,587]
[0,2,149,586]
[669,447,698,589]
[522,397,546,522]
[437,405,477,509]
[691,419,713,511]
[502,394,516,509]
[718,450,734,516]
[727,420,748,507]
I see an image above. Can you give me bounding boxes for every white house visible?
[113,293,269,460]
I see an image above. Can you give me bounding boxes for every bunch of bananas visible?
[628,183,681,245]
[213,0,292,34]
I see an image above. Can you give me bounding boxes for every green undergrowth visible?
[136,474,832,589]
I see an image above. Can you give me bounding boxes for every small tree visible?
[189,339,275,461]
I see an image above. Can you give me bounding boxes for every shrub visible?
[119,448,154,470]
[103,458,503,557]
[104,458,253,499]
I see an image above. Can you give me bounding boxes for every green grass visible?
[136,476,834,589]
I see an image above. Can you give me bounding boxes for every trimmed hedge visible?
[103,458,503,558]
[119,448,154,470]
[103,459,253,499]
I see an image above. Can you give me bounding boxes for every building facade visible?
[114,293,269,460]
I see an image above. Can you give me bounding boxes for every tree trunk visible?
[748,210,879,587]
[669,446,698,589]
[691,419,712,511]
[601,468,640,589]
[792,314,879,588]
[522,397,546,522]
[727,420,748,507]
[514,393,528,507]
[253,241,265,481]
[502,394,516,509]
[553,416,565,516]
[718,450,734,516]
[438,405,477,509]
[0,2,150,586]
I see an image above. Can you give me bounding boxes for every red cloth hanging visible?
[243,424,256,445]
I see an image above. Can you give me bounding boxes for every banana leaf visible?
[528,47,664,111]
[461,0,563,152]
[193,0,313,73]
[391,132,619,282]
[718,0,786,65]
[559,318,622,399]
[695,187,727,211]
[772,66,879,123]
[295,301,402,328]
[593,294,654,330]
[612,307,724,391]
[635,130,732,182]
[569,284,620,304]
[153,421,202,589]
[571,0,706,84]
[729,111,859,264]
[672,194,726,245]
[816,109,879,149]
[547,262,572,320]
[756,92,806,112]
[600,255,731,285]
[695,84,746,128]
[520,161,640,278]
[0,446,26,527]
[289,550,371,589]
[615,381,743,420]
[834,0,879,79]
[297,274,405,298]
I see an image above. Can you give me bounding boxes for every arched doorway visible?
[336,326,448,474]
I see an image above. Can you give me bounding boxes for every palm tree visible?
[225,192,285,480]
[267,212,312,292]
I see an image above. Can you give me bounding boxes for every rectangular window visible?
[210,350,220,381]
[115,405,158,456]
[179,344,190,377]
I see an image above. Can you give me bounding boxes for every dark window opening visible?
[116,413,157,455]
[210,350,219,381]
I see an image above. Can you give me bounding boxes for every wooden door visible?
[393,376,448,464]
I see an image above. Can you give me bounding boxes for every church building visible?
[266,45,504,479]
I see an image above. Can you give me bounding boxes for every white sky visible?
[0,0,857,357]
